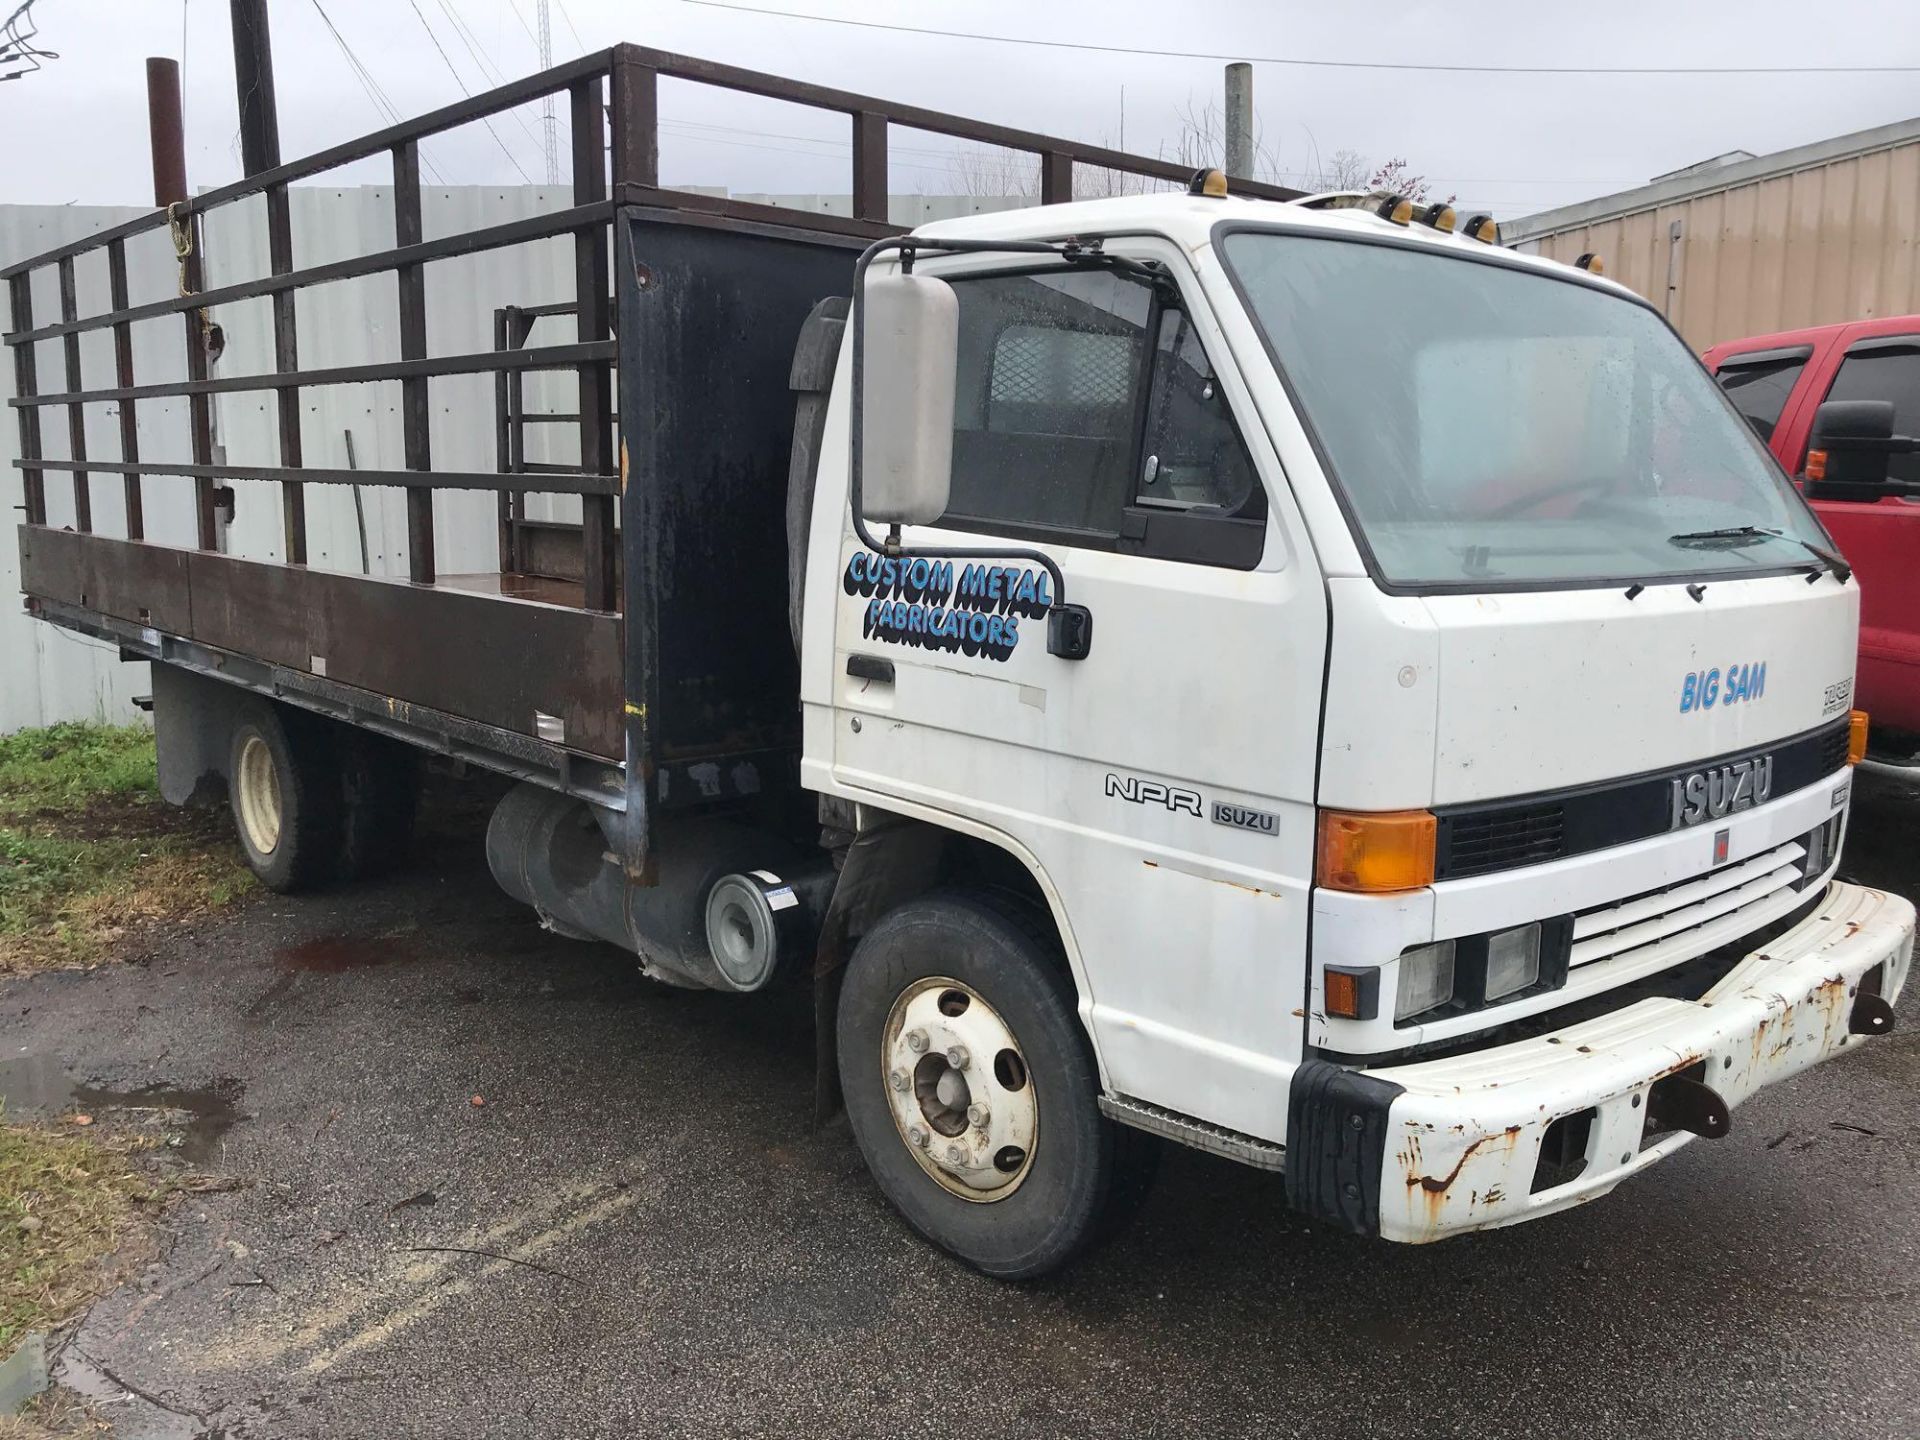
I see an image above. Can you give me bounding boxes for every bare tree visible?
[944,108,1449,208]
[1314,149,1374,191]
[946,144,1038,201]
[1365,157,1454,205]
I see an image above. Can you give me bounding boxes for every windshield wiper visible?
[1666,525,1851,583]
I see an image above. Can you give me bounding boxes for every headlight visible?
[1394,940,1456,1021]
[1483,923,1542,1002]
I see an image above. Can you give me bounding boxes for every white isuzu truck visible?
[13,49,1910,1278]
[809,186,1911,1271]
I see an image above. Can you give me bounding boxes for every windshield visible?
[1219,230,1832,588]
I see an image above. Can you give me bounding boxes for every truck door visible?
[1798,329,1920,734]
[825,249,1328,1141]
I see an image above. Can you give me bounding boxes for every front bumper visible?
[1284,881,1914,1243]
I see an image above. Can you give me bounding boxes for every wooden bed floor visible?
[437,572,600,609]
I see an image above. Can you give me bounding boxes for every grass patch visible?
[0,1122,147,1360]
[0,724,254,972]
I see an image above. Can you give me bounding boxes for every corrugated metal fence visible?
[1510,121,1920,351]
[2,186,1023,733]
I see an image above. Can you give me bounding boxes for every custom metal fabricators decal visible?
[1670,754,1774,829]
[1678,661,1767,713]
[843,552,1051,662]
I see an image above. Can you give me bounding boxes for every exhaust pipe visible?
[485,783,825,991]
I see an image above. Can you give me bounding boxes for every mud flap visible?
[151,662,247,807]
[1284,1059,1405,1236]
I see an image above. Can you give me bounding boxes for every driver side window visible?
[937,265,1266,569]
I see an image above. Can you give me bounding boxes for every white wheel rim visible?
[236,734,283,856]
[881,976,1037,1203]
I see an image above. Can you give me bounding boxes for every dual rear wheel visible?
[226,700,418,893]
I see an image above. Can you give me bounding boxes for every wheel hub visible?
[882,977,1036,1202]
[235,734,283,856]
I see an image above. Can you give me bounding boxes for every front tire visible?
[836,890,1130,1279]
[227,701,342,893]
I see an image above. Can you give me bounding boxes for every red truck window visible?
[1823,344,1920,484]
[1716,352,1810,442]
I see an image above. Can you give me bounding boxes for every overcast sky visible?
[4,0,1917,218]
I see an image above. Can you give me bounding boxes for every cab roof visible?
[913,192,1640,300]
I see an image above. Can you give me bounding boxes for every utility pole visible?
[538,0,560,185]
[229,0,280,172]
[1224,62,1253,180]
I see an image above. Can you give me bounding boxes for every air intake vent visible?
[1819,724,1849,775]
[1438,803,1567,879]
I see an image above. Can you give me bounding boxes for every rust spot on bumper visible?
[1410,1125,1522,1195]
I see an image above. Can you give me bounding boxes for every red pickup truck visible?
[1705,318,1920,755]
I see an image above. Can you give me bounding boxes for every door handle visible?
[847,653,895,684]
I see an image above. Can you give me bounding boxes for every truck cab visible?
[1705,318,1920,747]
[809,188,1911,1259]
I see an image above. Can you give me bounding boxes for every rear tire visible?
[338,730,419,880]
[226,701,342,893]
[836,889,1131,1279]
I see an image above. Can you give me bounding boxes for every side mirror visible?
[1807,399,1905,500]
[858,273,957,526]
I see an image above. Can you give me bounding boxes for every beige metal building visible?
[1508,116,1920,350]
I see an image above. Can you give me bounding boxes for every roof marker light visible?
[1189,168,1229,198]
[1575,252,1606,275]
[1375,193,1414,225]
[1462,213,1499,244]
[1421,203,1457,233]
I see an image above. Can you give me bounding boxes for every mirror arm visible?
[850,234,1096,659]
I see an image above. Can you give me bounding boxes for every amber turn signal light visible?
[1806,449,1828,482]
[1849,710,1870,765]
[1323,968,1363,1019]
[1316,809,1438,894]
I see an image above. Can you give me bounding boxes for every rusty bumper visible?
[1352,881,1913,1243]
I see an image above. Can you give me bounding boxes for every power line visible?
[406,0,536,183]
[552,0,586,52]
[502,0,540,50]
[307,0,447,183]
[435,0,549,160]
[674,0,1920,76]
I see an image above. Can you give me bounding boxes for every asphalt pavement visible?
[3,770,1918,1439]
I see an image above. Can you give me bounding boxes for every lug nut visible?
[966,1102,991,1129]
[907,1125,929,1148]
[946,1044,970,1071]
[906,1029,929,1054]
[889,1070,909,1093]
[947,1143,965,1164]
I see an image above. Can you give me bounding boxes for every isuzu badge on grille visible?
[1670,755,1774,829]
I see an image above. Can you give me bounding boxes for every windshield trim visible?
[1210,218,1837,597]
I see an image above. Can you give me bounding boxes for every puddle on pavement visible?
[0,1056,243,1165]
[56,1345,203,1440]
[276,930,418,972]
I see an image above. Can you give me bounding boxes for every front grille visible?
[1572,835,1809,970]
[1819,724,1849,774]
[1440,803,1565,879]
[1432,717,1850,882]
